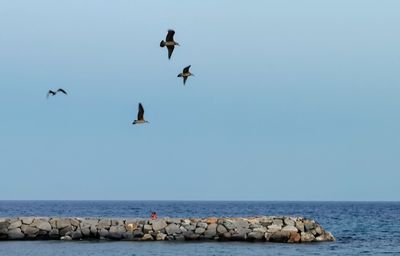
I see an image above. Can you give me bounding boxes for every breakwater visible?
[0,216,335,243]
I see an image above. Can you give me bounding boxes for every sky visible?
[0,0,399,200]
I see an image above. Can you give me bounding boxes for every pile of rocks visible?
[0,216,335,243]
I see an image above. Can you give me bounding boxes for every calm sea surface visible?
[0,201,399,255]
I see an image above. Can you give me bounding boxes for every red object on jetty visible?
[151,212,158,220]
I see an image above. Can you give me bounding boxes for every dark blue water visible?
[0,201,399,255]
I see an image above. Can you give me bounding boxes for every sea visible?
[0,201,399,256]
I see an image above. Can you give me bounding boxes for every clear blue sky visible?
[0,0,399,200]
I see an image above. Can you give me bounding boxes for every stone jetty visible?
[0,216,335,243]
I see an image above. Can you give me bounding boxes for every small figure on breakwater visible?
[150,211,158,220]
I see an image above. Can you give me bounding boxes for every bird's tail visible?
[160,40,166,47]
[177,74,182,77]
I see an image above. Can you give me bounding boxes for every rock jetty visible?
[0,216,335,243]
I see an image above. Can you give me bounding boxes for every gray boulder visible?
[56,219,71,229]
[269,231,290,243]
[98,228,109,238]
[247,231,264,240]
[282,226,298,232]
[8,228,25,239]
[156,232,167,241]
[33,219,52,232]
[9,220,22,229]
[195,227,205,234]
[141,233,153,241]
[165,224,180,235]
[217,225,227,234]
[108,226,126,240]
[97,219,111,230]
[22,225,39,238]
[21,218,34,225]
[71,231,82,240]
[49,229,59,239]
[59,226,73,236]
[301,232,315,242]
[151,220,167,232]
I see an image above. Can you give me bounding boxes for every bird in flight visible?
[160,29,180,60]
[47,88,67,98]
[177,65,194,85]
[132,103,149,125]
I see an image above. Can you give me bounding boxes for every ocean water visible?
[0,201,399,255]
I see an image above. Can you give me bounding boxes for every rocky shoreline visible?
[0,216,335,243]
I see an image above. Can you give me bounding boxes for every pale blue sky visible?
[0,0,399,200]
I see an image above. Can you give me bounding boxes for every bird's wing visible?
[47,90,54,98]
[166,30,175,41]
[167,45,174,59]
[183,65,191,73]
[138,103,144,120]
[183,76,188,85]
[57,88,67,95]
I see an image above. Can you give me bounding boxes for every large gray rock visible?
[133,229,144,238]
[49,229,59,239]
[301,232,315,242]
[0,220,10,236]
[204,223,217,238]
[253,227,267,233]
[21,218,34,225]
[32,219,52,232]
[304,220,315,232]
[197,222,208,229]
[8,228,25,239]
[195,227,205,234]
[59,226,73,236]
[141,233,153,241]
[98,228,109,238]
[295,221,305,232]
[282,226,298,232]
[165,218,181,224]
[269,231,290,243]
[272,219,283,226]
[108,226,126,239]
[247,231,264,240]
[80,219,98,228]
[217,225,227,234]
[267,224,282,233]
[70,219,80,227]
[21,225,39,238]
[90,225,98,236]
[284,218,295,226]
[81,227,91,237]
[97,219,111,230]
[156,232,167,241]
[122,232,134,240]
[183,231,200,240]
[9,220,22,229]
[165,224,180,235]
[151,220,167,232]
[223,221,236,231]
[56,219,71,229]
[234,220,249,229]
[143,224,152,233]
[71,231,82,240]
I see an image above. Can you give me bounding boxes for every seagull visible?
[160,29,179,59]
[132,103,149,125]
[177,65,194,85]
[47,88,67,98]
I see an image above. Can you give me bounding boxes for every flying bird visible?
[177,65,194,85]
[160,29,180,59]
[132,103,149,125]
[47,88,67,98]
